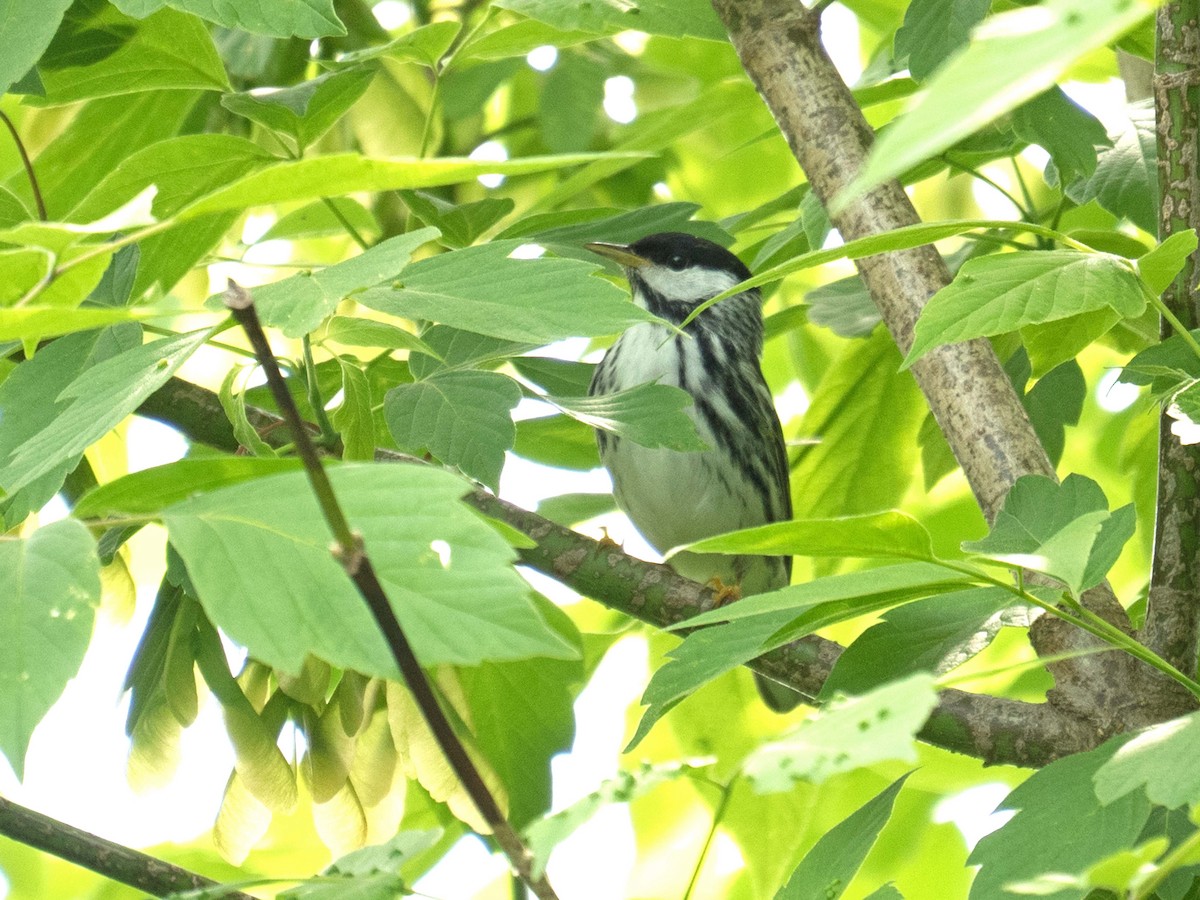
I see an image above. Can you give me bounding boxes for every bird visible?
[586,232,800,711]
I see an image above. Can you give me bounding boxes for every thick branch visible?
[708,0,1198,731]
[0,795,255,900]
[1145,1,1200,680]
[138,376,1101,766]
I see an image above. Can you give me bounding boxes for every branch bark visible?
[138,376,1101,767]
[709,0,1197,732]
[0,795,256,900]
[1145,0,1200,683]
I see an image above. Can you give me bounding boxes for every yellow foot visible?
[597,526,622,550]
[707,577,742,606]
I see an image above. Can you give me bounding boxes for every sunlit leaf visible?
[0,520,100,779]
[162,464,575,674]
[384,370,522,491]
[776,774,913,899]
[905,251,1145,368]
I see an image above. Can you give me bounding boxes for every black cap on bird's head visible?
[585,232,755,323]
[585,231,751,282]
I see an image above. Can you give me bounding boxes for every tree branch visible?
[1145,0,1200,683]
[0,795,256,900]
[138,376,1101,767]
[708,0,1197,731]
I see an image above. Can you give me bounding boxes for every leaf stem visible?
[302,334,338,445]
[0,110,46,221]
[1144,283,1200,361]
[320,197,370,250]
[936,559,1200,697]
[221,280,558,900]
[419,76,441,159]
[682,781,734,900]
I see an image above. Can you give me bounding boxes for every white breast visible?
[598,323,774,557]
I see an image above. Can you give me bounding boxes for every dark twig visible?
[220,281,558,900]
[0,109,47,221]
[0,795,256,900]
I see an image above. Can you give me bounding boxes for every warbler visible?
[586,232,799,711]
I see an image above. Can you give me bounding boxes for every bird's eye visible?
[667,255,686,271]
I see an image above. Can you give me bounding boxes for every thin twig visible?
[0,110,47,221]
[0,795,256,900]
[221,280,558,900]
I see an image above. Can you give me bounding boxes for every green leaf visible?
[320,316,435,357]
[513,414,600,470]
[681,563,969,630]
[245,228,441,338]
[894,0,990,81]
[963,473,1137,595]
[459,599,582,827]
[540,53,603,153]
[549,383,706,451]
[683,512,936,562]
[1021,307,1123,377]
[111,0,346,39]
[1138,230,1199,295]
[258,198,378,243]
[340,20,460,68]
[360,241,661,343]
[409,326,532,378]
[0,306,189,343]
[219,367,277,458]
[837,0,1160,207]
[511,357,595,397]
[0,0,74,96]
[1120,328,1200,388]
[0,328,210,496]
[398,190,515,249]
[36,4,230,103]
[821,588,1011,698]
[0,327,140,527]
[627,565,969,748]
[74,458,301,519]
[497,201,727,250]
[904,251,1146,368]
[280,830,442,898]
[1022,359,1086,466]
[777,774,912,899]
[333,359,376,462]
[968,736,1150,900]
[383,370,522,491]
[804,276,881,338]
[493,0,728,42]
[0,519,100,779]
[162,464,575,675]
[180,153,642,218]
[1094,711,1200,809]
[1068,104,1159,234]
[791,330,925,518]
[747,677,936,791]
[534,492,616,527]
[1012,87,1110,184]
[455,18,597,62]
[221,65,376,152]
[69,133,273,298]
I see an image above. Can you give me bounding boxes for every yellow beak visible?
[584,241,651,269]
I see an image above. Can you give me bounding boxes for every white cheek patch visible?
[638,264,741,300]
